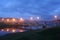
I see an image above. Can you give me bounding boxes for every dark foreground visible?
[0,27,60,40]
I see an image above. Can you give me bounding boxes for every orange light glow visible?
[12,18,16,22]
[6,19,9,22]
[2,18,4,21]
[12,29,16,32]
[19,18,24,22]
[6,29,9,32]
[1,29,4,31]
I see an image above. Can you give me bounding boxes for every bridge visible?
[0,20,60,30]
[0,18,60,30]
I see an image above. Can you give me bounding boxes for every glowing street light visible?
[54,15,58,27]
[30,17,33,21]
[12,18,16,22]
[54,15,58,20]
[19,18,24,22]
[6,19,9,22]
[36,16,40,20]
[2,18,4,21]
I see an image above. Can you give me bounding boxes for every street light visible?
[2,18,4,21]
[12,18,16,22]
[30,17,33,20]
[54,15,58,27]
[6,19,9,22]
[36,16,40,20]
[54,15,57,19]
[19,18,24,22]
[54,15,58,20]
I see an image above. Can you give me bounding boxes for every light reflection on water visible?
[0,28,25,36]
[0,28,25,32]
[6,28,9,32]
[1,29,4,31]
[12,29,16,32]
[0,26,52,36]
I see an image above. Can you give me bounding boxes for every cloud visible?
[0,0,60,20]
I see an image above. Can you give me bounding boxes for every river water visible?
[0,25,57,36]
[0,26,43,36]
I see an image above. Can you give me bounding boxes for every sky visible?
[0,0,60,20]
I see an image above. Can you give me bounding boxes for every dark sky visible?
[0,0,60,20]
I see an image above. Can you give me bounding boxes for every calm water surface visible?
[0,26,54,36]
